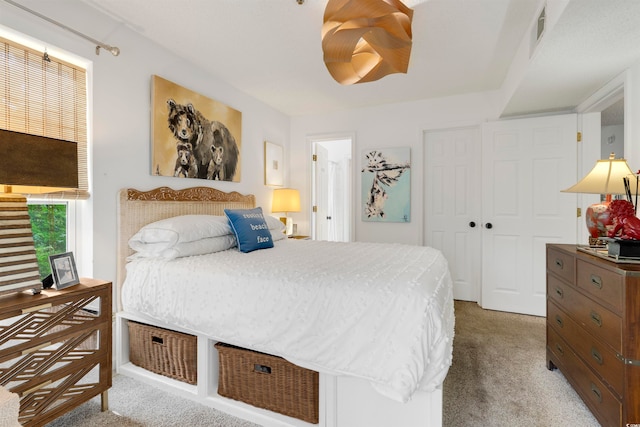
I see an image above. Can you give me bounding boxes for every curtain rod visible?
[2,0,120,56]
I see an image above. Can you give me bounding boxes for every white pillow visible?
[265,215,286,240]
[129,235,237,260]
[129,215,232,253]
[128,213,286,256]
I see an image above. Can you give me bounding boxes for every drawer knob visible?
[590,311,602,328]
[555,315,564,328]
[591,347,603,365]
[555,287,564,299]
[555,343,564,355]
[590,274,603,289]
[590,383,603,403]
[555,259,564,269]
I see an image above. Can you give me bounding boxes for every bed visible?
[115,186,454,427]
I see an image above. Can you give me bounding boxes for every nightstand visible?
[0,278,112,426]
[289,235,310,240]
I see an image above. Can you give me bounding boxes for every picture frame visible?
[151,75,242,182]
[361,147,411,222]
[49,252,80,290]
[264,141,284,186]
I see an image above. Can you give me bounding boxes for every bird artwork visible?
[361,149,411,221]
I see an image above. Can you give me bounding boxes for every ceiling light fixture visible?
[322,0,413,85]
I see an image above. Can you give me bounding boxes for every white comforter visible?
[122,239,454,403]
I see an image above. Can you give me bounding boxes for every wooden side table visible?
[0,278,112,426]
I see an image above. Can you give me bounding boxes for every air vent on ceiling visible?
[536,6,546,42]
[530,4,546,57]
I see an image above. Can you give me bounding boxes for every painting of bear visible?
[152,75,242,182]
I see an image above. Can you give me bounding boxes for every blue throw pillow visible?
[224,207,274,253]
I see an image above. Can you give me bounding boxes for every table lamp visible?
[272,188,301,236]
[561,152,635,245]
[0,129,78,295]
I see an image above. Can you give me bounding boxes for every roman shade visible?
[0,36,88,200]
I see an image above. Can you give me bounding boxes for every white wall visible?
[290,91,502,245]
[601,125,624,159]
[0,1,291,287]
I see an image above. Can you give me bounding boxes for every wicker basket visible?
[128,321,197,385]
[215,343,319,424]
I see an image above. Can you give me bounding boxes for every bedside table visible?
[289,235,310,240]
[0,278,112,426]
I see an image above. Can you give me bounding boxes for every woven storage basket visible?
[128,321,197,385]
[215,343,319,424]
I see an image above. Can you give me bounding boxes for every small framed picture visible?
[264,141,284,186]
[49,252,80,290]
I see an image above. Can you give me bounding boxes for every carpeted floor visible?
[46,301,602,426]
[45,375,260,427]
[443,301,600,427]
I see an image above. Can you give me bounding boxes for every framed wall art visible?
[151,75,242,182]
[264,141,284,186]
[361,147,411,222]
[49,252,80,289]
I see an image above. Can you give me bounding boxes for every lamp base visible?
[586,201,613,244]
[588,236,607,247]
[0,193,43,295]
[279,216,293,236]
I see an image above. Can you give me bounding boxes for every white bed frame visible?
[115,187,442,427]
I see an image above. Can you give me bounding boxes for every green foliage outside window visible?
[28,204,67,279]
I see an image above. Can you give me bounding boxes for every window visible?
[0,30,90,279]
[28,202,67,278]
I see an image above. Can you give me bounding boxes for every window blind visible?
[0,36,89,200]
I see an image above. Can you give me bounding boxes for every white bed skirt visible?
[115,311,442,427]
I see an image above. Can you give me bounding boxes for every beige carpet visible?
[444,301,600,427]
[46,301,602,426]
[45,375,260,427]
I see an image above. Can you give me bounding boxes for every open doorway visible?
[601,97,624,159]
[311,135,353,242]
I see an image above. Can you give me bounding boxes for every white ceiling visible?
[78,0,640,118]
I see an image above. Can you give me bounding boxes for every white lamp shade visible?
[272,188,301,213]
[562,155,636,195]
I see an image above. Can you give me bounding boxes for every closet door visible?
[481,114,577,316]
[424,126,482,302]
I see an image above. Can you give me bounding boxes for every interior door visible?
[424,126,482,301]
[482,114,577,316]
[314,144,330,240]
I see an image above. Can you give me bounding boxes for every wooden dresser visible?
[0,279,112,426]
[546,244,640,426]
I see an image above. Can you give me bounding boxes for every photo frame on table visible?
[49,252,80,290]
[264,141,284,186]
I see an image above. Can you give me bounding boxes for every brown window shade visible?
[0,36,89,200]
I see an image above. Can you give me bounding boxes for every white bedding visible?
[121,238,454,403]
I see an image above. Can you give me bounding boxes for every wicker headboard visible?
[116,186,256,310]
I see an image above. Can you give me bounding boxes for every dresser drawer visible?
[547,247,575,285]
[547,274,570,307]
[576,260,623,313]
[547,327,621,427]
[547,276,622,353]
[0,291,108,361]
[547,301,624,397]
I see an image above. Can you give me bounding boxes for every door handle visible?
[469,221,476,228]
[485,223,493,229]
